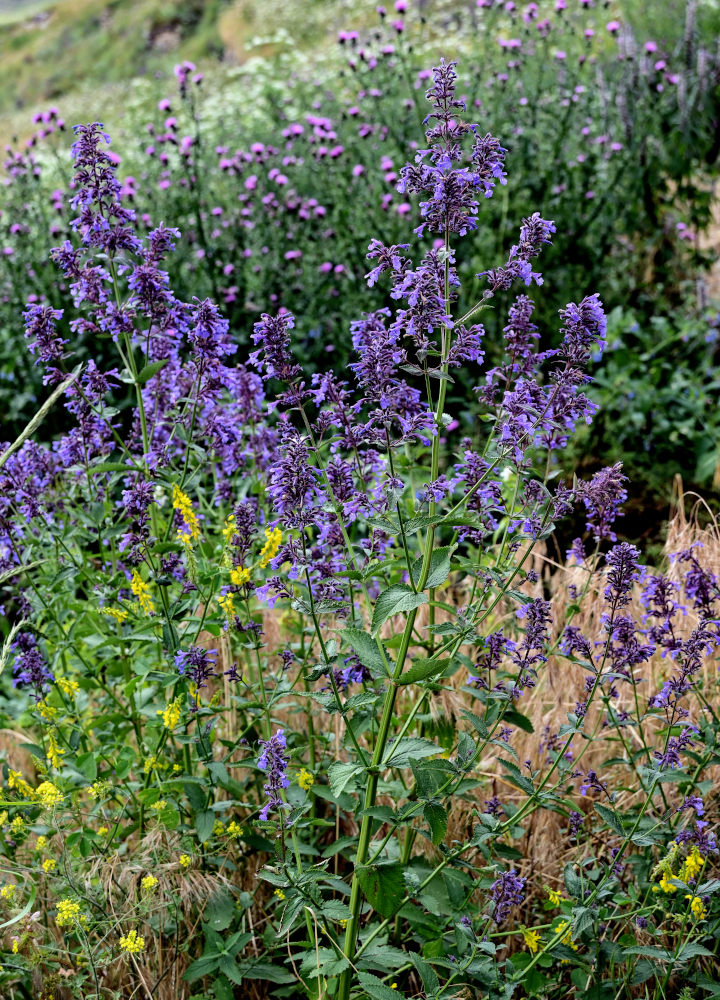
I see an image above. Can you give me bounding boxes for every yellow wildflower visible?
[230,565,251,586]
[119,929,145,954]
[97,826,109,837]
[222,514,236,542]
[547,887,563,906]
[7,770,34,799]
[258,526,282,568]
[297,768,314,791]
[522,927,541,953]
[158,699,182,729]
[681,846,705,881]
[179,853,191,870]
[141,875,158,892]
[42,858,56,873]
[36,781,63,809]
[11,938,18,954]
[143,756,158,775]
[35,836,47,852]
[686,894,707,920]
[655,872,677,894]
[88,780,111,800]
[172,484,200,546]
[56,676,80,696]
[213,819,225,836]
[46,732,65,769]
[227,821,243,839]
[0,885,16,902]
[37,700,59,723]
[131,570,155,615]
[102,607,129,624]
[274,889,286,901]
[0,811,7,826]
[172,764,182,772]
[10,816,24,834]
[218,591,236,619]
[554,920,578,950]
[56,899,83,928]
[151,800,167,812]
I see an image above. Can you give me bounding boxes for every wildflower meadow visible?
[1,2,719,1000]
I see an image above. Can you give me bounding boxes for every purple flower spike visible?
[258,729,290,822]
[490,868,526,924]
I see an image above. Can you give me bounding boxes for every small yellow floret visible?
[230,565,251,586]
[7,770,34,799]
[274,889,285,901]
[141,875,158,892]
[36,781,63,809]
[222,514,236,542]
[0,885,16,902]
[555,920,578,950]
[227,821,243,839]
[686,894,707,920]
[56,899,83,928]
[522,927,541,953]
[119,928,145,954]
[131,570,155,615]
[547,887,563,905]
[42,858,56,873]
[158,698,182,729]
[297,768,314,791]
[172,484,200,546]
[681,846,705,881]
[35,836,47,852]
[218,591,236,619]
[46,732,65,769]
[179,853,191,870]
[102,607,129,624]
[258,526,282,568]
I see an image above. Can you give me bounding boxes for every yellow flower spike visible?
[11,938,18,954]
[102,607,129,624]
[172,484,200,546]
[42,858,56,873]
[274,889,286,901]
[258,526,282,568]
[554,920,578,950]
[119,929,145,954]
[37,700,59,723]
[35,781,63,809]
[522,927,541,953]
[546,887,563,905]
[222,513,236,543]
[35,836,47,852]
[227,820,243,839]
[56,676,80,696]
[657,872,677,894]
[297,768,314,792]
[681,846,705,881]
[97,826,109,837]
[131,570,155,615]
[0,885,16,902]
[213,819,225,836]
[159,698,182,729]
[685,894,707,920]
[179,853,191,870]
[141,875,158,892]
[7,770,34,799]
[218,591,236,620]
[46,732,65,769]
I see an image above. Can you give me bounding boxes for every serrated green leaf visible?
[424,801,447,845]
[358,971,408,1000]
[397,656,450,686]
[328,761,363,798]
[357,863,406,918]
[383,737,439,768]
[371,585,427,636]
[411,545,456,590]
[341,627,389,674]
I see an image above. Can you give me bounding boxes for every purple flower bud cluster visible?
[12,632,54,702]
[489,868,526,924]
[257,729,290,821]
